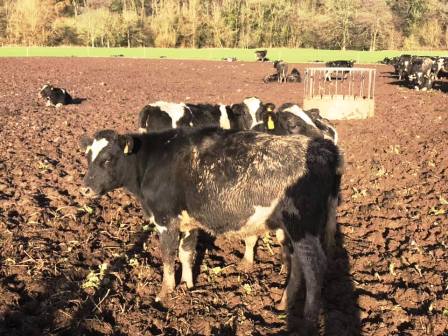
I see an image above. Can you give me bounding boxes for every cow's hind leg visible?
[293,234,327,335]
[156,227,179,302]
[179,229,198,288]
[324,196,338,255]
[277,244,300,311]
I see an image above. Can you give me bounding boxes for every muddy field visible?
[0,58,447,336]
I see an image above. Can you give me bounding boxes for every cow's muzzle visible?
[80,186,101,199]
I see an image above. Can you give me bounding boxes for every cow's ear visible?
[80,135,92,152]
[121,135,134,155]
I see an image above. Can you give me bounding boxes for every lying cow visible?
[325,60,355,68]
[273,60,288,83]
[286,68,302,83]
[255,49,268,62]
[40,84,73,107]
[325,60,355,81]
[81,127,343,333]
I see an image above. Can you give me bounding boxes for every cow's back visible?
[175,130,341,236]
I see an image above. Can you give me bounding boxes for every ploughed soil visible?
[0,58,447,336]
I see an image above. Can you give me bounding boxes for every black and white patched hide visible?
[138,102,247,133]
[80,126,343,333]
[138,101,192,133]
[40,84,73,107]
[230,97,274,130]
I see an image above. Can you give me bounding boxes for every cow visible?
[263,73,279,83]
[138,102,193,133]
[286,68,302,83]
[227,97,274,130]
[407,57,435,91]
[222,57,237,62]
[255,49,268,62]
[39,84,73,107]
[273,60,288,83]
[80,127,344,333]
[325,60,355,81]
[138,98,272,133]
[395,54,413,80]
[325,60,355,68]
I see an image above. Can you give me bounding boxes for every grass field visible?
[0,46,447,63]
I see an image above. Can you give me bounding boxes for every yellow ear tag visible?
[267,116,275,130]
[85,146,91,154]
[124,143,130,154]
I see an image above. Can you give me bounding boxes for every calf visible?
[325,60,355,81]
[138,101,193,133]
[395,54,413,80]
[263,104,338,144]
[255,49,268,62]
[39,84,73,107]
[263,73,279,83]
[81,127,343,333]
[325,60,355,68]
[273,60,288,83]
[138,100,259,133]
[287,68,302,83]
[229,97,274,130]
[408,57,435,91]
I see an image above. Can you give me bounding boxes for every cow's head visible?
[39,84,53,99]
[80,130,135,196]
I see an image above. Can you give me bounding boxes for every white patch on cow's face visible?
[219,104,231,129]
[243,97,261,128]
[284,105,317,128]
[246,198,279,227]
[87,138,109,162]
[151,101,187,128]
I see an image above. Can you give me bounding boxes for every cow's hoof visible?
[275,300,287,311]
[155,286,173,303]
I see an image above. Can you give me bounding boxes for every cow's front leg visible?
[238,235,258,271]
[179,229,198,288]
[156,227,179,302]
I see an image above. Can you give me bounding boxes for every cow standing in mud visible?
[81,127,343,334]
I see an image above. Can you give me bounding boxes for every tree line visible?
[0,0,447,50]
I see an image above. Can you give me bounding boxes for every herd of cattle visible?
[40,84,341,333]
[263,59,356,84]
[381,54,448,90]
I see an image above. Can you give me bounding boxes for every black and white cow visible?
[287,68,302,83]
[255,49,268,62]
[407,57,435,91]
[273,60,289,83]
[223,97,274,130]
[324,60,355,81]
[395,54,413,80]
[138,101,193,133]
[138,99,269,133]
[40,84,73,107]
[325,60,355,68]
[257,104,338,144]
[81,127,343,333]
